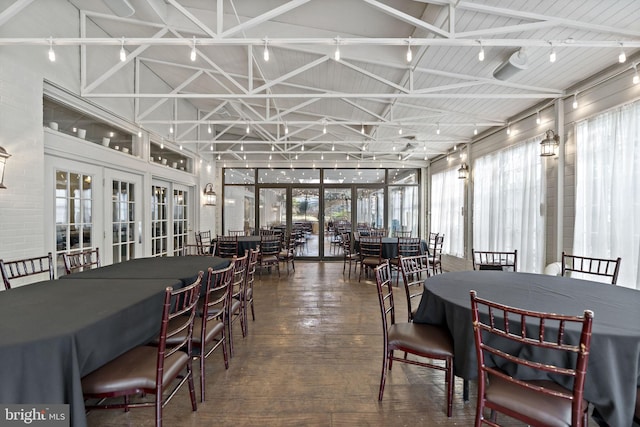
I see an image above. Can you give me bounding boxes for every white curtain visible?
[574,101,640,289]
[473,137,545,273]
[431,166,465,257]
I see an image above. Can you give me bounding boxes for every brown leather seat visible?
[375,261,455,417]
[470,290,594,427]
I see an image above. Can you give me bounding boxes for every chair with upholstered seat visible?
[561,252,621,285]
[216,235,238,258]
[228,251,248,357]
[399,254,430,322]
[341,232,359,277]
[358,236,383,282]
[258,234,281,277]
[470,290,594,427]
[243,248,259,336]
[278,233,296,274]
[472,249,518,272]
[0,253,54,289]
[427,234,444,275]
[62,248,101,275]
[390,237,422,285]
[82,272,203,427]
[375,261,455,417]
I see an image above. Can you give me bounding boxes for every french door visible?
[104,170,143,264]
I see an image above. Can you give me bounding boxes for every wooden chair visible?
[561,252,621,285]
[470,290,594,427]
[62,248,101,275]
[228,251,248,357]
[195,230,214,255]
[243,248,259,336]
[82,272,203,427]
[341,232,359,277]
[427,234,444,275]
[375,261,455,417]
[258,234,281,277]
[278,233,296,274]
[0,252,54,289]
[180,244,203,256]
[216,235,238,258]
[399,254,430,322]
[390,237,422,285]
[472,249,518,272]
[393,230,412,238]
[228,230,246,237]
[370,228,388,237]
[358,236,383,282]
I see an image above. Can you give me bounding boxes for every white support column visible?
[555,98,565,260]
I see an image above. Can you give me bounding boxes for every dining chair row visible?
[377,257,595,425]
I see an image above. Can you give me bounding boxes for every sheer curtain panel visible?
[574,101,640,289]
[431,167,465,257]
[473,137,545,273]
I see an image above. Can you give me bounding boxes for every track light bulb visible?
[633,69,640,85]
[478,45,485,61]
[263,42,269,62]
[619,46,626,63]
[549,49,556,63]
[190,37,196,62]
[572,94,578,109]
[48,38,55,62]
[406,44,412,62]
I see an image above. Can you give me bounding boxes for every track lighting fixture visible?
[334,37,340,61]
[48,37,55,62]
[549,45,556,63]
[406,37,412,62]
[190,36,196,62]
[323,121,327,134]
[633,64,640,85]
[207,122,212,134]
[572,93,578,109]
[506,124,511,135]
[478,41,485,61]
[436,123,440,135]
[119,37,126,62]
[618,43,626,63]
[263,38,269,62]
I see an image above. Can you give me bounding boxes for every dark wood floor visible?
[87,260,597,427]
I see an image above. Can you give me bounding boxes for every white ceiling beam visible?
[340,98,389,123]
[270,98,321,122]
[220,0,311,39]
[362,0,450,39]
[87,92,562,100]
[251,56,330,94]
[136,70,203,120]
[338,60,410,93]
[456,21,559,38]
[412,80,486,94]
[83,27,168,94]
[165,0,218,38]
[0,0,34,27]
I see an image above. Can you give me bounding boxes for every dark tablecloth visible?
[0,255,230,427]
[413,270,640,427]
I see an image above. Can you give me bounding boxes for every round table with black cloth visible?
[413,270,640,427]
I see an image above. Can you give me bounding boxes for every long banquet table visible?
[0,255,230,427]
[413,270,640,427]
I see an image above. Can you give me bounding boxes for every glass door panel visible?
[323,188,351,257]
[259,188,286,232]
[389,186,419,237]
[292,188,319,257]
[356,188,385,235]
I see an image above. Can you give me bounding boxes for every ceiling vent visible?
[493,49,529,80]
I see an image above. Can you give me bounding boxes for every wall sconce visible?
[540,130,560,156]
[458,163,469,179]
[0,146,11,189]
[203,183,217,206]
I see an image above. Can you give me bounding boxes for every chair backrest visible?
[228,230,246,237]
[472,249,517,272]
[399,254,430,322]
[259,228,278,236]
[216,235,238,258]
[393,230,412,238]
[195,230,213,255]
[181,244,203,256]
[246,248,259,299]
[200,264,234,334]
[470,290,594,427]
[429,234,444,257]
[260,234,281,256]
[360,236,383,259]
[157,272,203,385]
[62,248,101,275]
[561,252,621,285]
[230,251,249,313]
[0,253,54,290]
[341,232,353,254]
[397,237,422,257]
[374,261,396,332]
[370,228,387,237]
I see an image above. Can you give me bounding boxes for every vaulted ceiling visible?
[3,0,640,166]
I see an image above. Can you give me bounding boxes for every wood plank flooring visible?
[87,260,596,427]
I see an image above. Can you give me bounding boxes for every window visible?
[473,137,545,273]
[431,167,465,257]
[173,189,188,255]
[111,179,135,263]
[151,185,169,256]
[574,100,640,288]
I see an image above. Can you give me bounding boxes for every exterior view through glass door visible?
[324,188,352,257]
[106,170,143,264]
[292,188,319,257]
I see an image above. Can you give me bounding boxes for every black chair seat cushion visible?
[387,323,453,357]
[261,254,279,263]
[479,264,504,271]
[362,257,382,266]
[230,299,241,313]
[81,346,188,395]
[164,317,224,346]
[485,374,586,427]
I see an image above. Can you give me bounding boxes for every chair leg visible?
[445,357,453,417]
[187,364,197,412]
[378,349,389,400]
[463,379,469,402]
[199,352,206,402]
